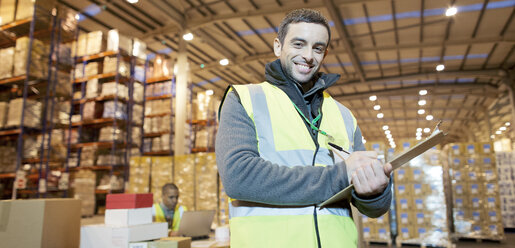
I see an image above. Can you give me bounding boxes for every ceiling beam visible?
[350,106,487,113]
[323,0,366,82]
[333,83,499,100]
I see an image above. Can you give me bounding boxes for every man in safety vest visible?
[216,8,393,248]
[152,183,186,236]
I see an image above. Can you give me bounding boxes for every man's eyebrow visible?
[290,37,306,43]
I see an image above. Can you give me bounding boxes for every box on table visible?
[81,222,167,248]
[158,237,192,248]
[105,207,152,227]
[0,198,81,248]
[106,193,153,209]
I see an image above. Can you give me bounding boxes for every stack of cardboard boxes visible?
[394,143,450,247]
[496,151,515,228]
[151,157,173,203]
[72,169,96,216]
[127,156,151,194]
[448,142,503,240]
[81,193,167,248]
[6,98,42,129]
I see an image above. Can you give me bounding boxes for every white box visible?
[105,207,152,227]
[80,222,167,248]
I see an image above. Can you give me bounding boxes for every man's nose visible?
[301,48,314,63]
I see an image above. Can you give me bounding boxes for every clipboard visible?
[318,129,447,208]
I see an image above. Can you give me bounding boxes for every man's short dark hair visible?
[277,9,331,45]
[162,183,178,192]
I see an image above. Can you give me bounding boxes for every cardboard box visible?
[395,183,411,197]
[105,207,152,227]
[0,198,81,248]
[106,193,153,209]
[159,237,192,248]
[0,0,15,25]
[397,197,410,210]
[80,222,168,248]
[394,167,411,182]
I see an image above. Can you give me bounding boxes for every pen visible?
[328,142,350,155]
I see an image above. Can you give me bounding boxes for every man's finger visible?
[383,163,393,177]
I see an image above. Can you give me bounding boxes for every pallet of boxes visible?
[446,143,504,242]
[80,193,169,247]
[496,151,515,228]
[394,141,451,248]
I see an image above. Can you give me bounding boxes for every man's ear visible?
[273,38,282,57]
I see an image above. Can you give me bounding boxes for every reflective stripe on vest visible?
[229,82,356,220]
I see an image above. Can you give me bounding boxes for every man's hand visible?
[345,151,393,197]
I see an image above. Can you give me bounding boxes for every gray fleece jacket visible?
[215,59,391,217]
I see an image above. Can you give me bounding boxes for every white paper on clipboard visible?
[319,130,446,208]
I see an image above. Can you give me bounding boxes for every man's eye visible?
[293,42,303,48]
[314,47,324,53]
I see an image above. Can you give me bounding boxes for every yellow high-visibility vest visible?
[223,82,359,248]
[153,203,186,231]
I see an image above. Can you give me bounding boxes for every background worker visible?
[152,183,186,236]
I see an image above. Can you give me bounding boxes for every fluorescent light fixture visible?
[75,14,80,20]
[491,135,495,139]
[506,122,511,126]
[500,126,507,131]
[219,59,229,66]
[416,132,422,136]
[206,90,214,96]
[416,136,422,140]
[382,125,389,130]
[418,100,426,106]
[373,105,381,110]
[386,134,392,139]
[436,64,445,71]
[385,130,391,135]
[377,113,384,118]
[182,33,194,41]
[445,7,458,16]
[369,95,377,101]
[419,89,427,96]
[423,128,430,133]
[418,109,425,115]
[496,130,502,135]
[416,128,422,132]
[388,137,393,141]
[426,115,434,121]
[127,0,139,3]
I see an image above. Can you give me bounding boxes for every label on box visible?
[413,169,421,180]
[452,145,460,155]
[489,211,497,222]
[372,144,380,152]
[483,144,491,153]
[472,211,480,221]
[418,228,426,235]
[377,215,384,224]
[471,184,478,194]
[489,225,498,235]
[398,185,406,194]
[362,215,369,223]
[457,210,465,219]
[469,171,477,180]
[378,228,387,239]
[414,184,421,195]
[416,212,424,224]
[472,198,480,208]
[488,197,495,208]
[401,228,409,238]
[473,225,481,232]
[415,199,423,209]
[403,142,410,150]
[430,154,438,162]
[454,171,462,180]
[398,169,405,180]
[401,213,408,224]
[487,183,495,194]
[455,198,463,207]
[129,243,149,248]
[456,185,463,194]
[363,227,370,238]
[468,158,476,166]
[484,157,492,165]
[467,144,475,154]
[400,199,408,209]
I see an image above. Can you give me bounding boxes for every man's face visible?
[274,22,329,84]
[163,188,179,210]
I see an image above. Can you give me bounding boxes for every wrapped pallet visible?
[15,0,56,20]
[101,82,128,100]
[73,170,96,216]
[127,156,151,193]
[85,78,99,99]
[55,71,71,96]
[102,101,127,120]
[173,155,195,209]
[195,153,219,226]
[13,37,47,78]
[82,101,101,121]
[84,62,98,77]
[497,152,515,228]
[80,146,96,167]
[86,31,103,55]
[6,98,41,129]
[131,127,141,147]
[151,156,173,203]
[107,29,132,53]
[98,126,125,142]
[133,82,144,102]
[103,56,130,77]
[0,47,14,79]
[97,153,123,165]
[132,104,143,125]
[0,145,16,173]
[0,102,7,129]
[0,0,15,25]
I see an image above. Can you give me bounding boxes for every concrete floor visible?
[368,232,515,248]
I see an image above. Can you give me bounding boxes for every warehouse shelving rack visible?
[0,3,77,199]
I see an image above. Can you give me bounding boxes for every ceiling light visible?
[382,125,389,130]
[418,109,425,115]
[419,89,427,96]
[500,126,507,131]
[127,0,139,3]
[391,145,396,148]
[388,137,393,141]
[423,128,430,133]
[206,90,214,96]
[416,128,422,132]
[182,33,194,41]
[416,136,422,140]
[491,135,495,139]
[496,130,502,135]
[385,130,391,135]
[426,115,434,121]
[386,133,392,138]
[506,122,511,126]
[418,100,426,106]
[219,59,229,66]
[373,105,381,111]
[436,64,445,71]
[445,7,458,17]
[75,14,80,20]
[369,95,377,101]
[377,113,384,119]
